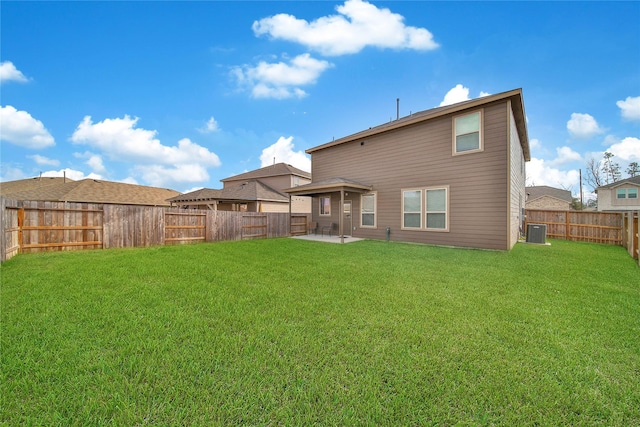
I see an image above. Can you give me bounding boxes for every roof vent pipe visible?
[396,98,400,120]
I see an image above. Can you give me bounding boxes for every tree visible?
[585,157,604,190]
[602,151,621,184]
[627,161,639,177]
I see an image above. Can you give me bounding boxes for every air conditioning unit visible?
[526,224,547,244]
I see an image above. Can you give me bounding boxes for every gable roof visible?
[168,179,288,204]
[596,176,640,190]
[306,88,530,161]
[221,163,310,182]
[526,186,573,203]
[2,178,180,206]
[0,176,75,197]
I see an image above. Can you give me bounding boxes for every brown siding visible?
[311,101,512,250]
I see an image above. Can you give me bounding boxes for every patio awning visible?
[283,177,372,196]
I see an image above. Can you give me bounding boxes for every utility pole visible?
[579,169,583,208]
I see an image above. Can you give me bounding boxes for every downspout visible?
[340,189,344,244]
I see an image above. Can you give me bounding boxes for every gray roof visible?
[596,176,640,190]
[1,178,180,206]
[221,162,310,182]
[526,186,573,203]
[168,180,288,204]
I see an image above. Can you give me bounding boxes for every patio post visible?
[340,189,344,244]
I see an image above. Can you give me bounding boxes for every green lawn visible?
[1,238,639,426]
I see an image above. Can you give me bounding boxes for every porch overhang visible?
[283,177,373,197]
[284,177,373,244]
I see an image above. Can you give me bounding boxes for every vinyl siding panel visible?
[312,101,512,249]
[508,103,526,248]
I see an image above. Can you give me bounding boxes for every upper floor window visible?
[319,196,331,216]
[293,176,300,187]
[361,193,376,228]
[618,188,638,199]
[453,111,483,155]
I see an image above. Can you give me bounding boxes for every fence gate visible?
[164,211,207,244]
[242,215,267,239]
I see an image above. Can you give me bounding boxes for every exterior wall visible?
[257,201,289,213]
[597,185,640,211]
[508,103,526,248]
[290,195,312,213]
[311,100,513,250]
[526,196,571,211]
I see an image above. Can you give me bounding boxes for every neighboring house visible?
[285,88,530,250]
[1,177,180,206]
[595,176,640,211]
[168,163,312,213]
[525,186,573,210]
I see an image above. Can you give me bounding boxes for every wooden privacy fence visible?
[0,197,311,262]
[525,209,623,244]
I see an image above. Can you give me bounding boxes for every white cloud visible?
[198,117,219,133]
[526,157,580,190]
[440,84,469,106]
[260,136,311,172]
[87,154,106,174]
[566,113,604,139]
[0,61,29,84]
[529,138,542,151]
[616,96,640,121]
[252,0,438,56]
[135,164,211,188]
[42,168,103,181]
[605,136,640,162]
[70,115,221,186]
[27,154,60,167]
[438,84,489,107]
[0,105,55,149]
[551,146,583,165]
[232,53,332,99]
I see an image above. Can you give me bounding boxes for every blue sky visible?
[1,1,639,200]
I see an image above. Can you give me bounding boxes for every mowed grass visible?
[1,238,639,426]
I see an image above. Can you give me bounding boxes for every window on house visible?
[319,197,331,216]
[402,190,422,229]
[426,188,447,230]
[293,176,300,187]
[629,188,638,199]
[402,187,450,231]
[454,111,482,154]
[361,193,376,227]
[617,189,627,199]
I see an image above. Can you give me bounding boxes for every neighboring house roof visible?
[526,186,573,203]
[0,176,75,197]
[306,88,530,161]
[596,176,640,191]
[2,178,180,206]
[168,180,288,204]
[221,163,310,182]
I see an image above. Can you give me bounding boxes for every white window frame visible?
[617,189,627,199]
[453,110,483,156]
[425,186,449,232]
[319,196,331,216]
[628,188,638,199]
[401,186,450,232]
[360,192,377,228]
[401,189,423,230]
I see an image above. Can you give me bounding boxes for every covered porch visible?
[284,177,373,244]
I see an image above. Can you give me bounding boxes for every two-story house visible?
[595,176,640,211]
[285,88,530,250]
[169,163,311,213]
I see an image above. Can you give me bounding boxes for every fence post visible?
[17,207,24,254]
[565,212,570,240]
